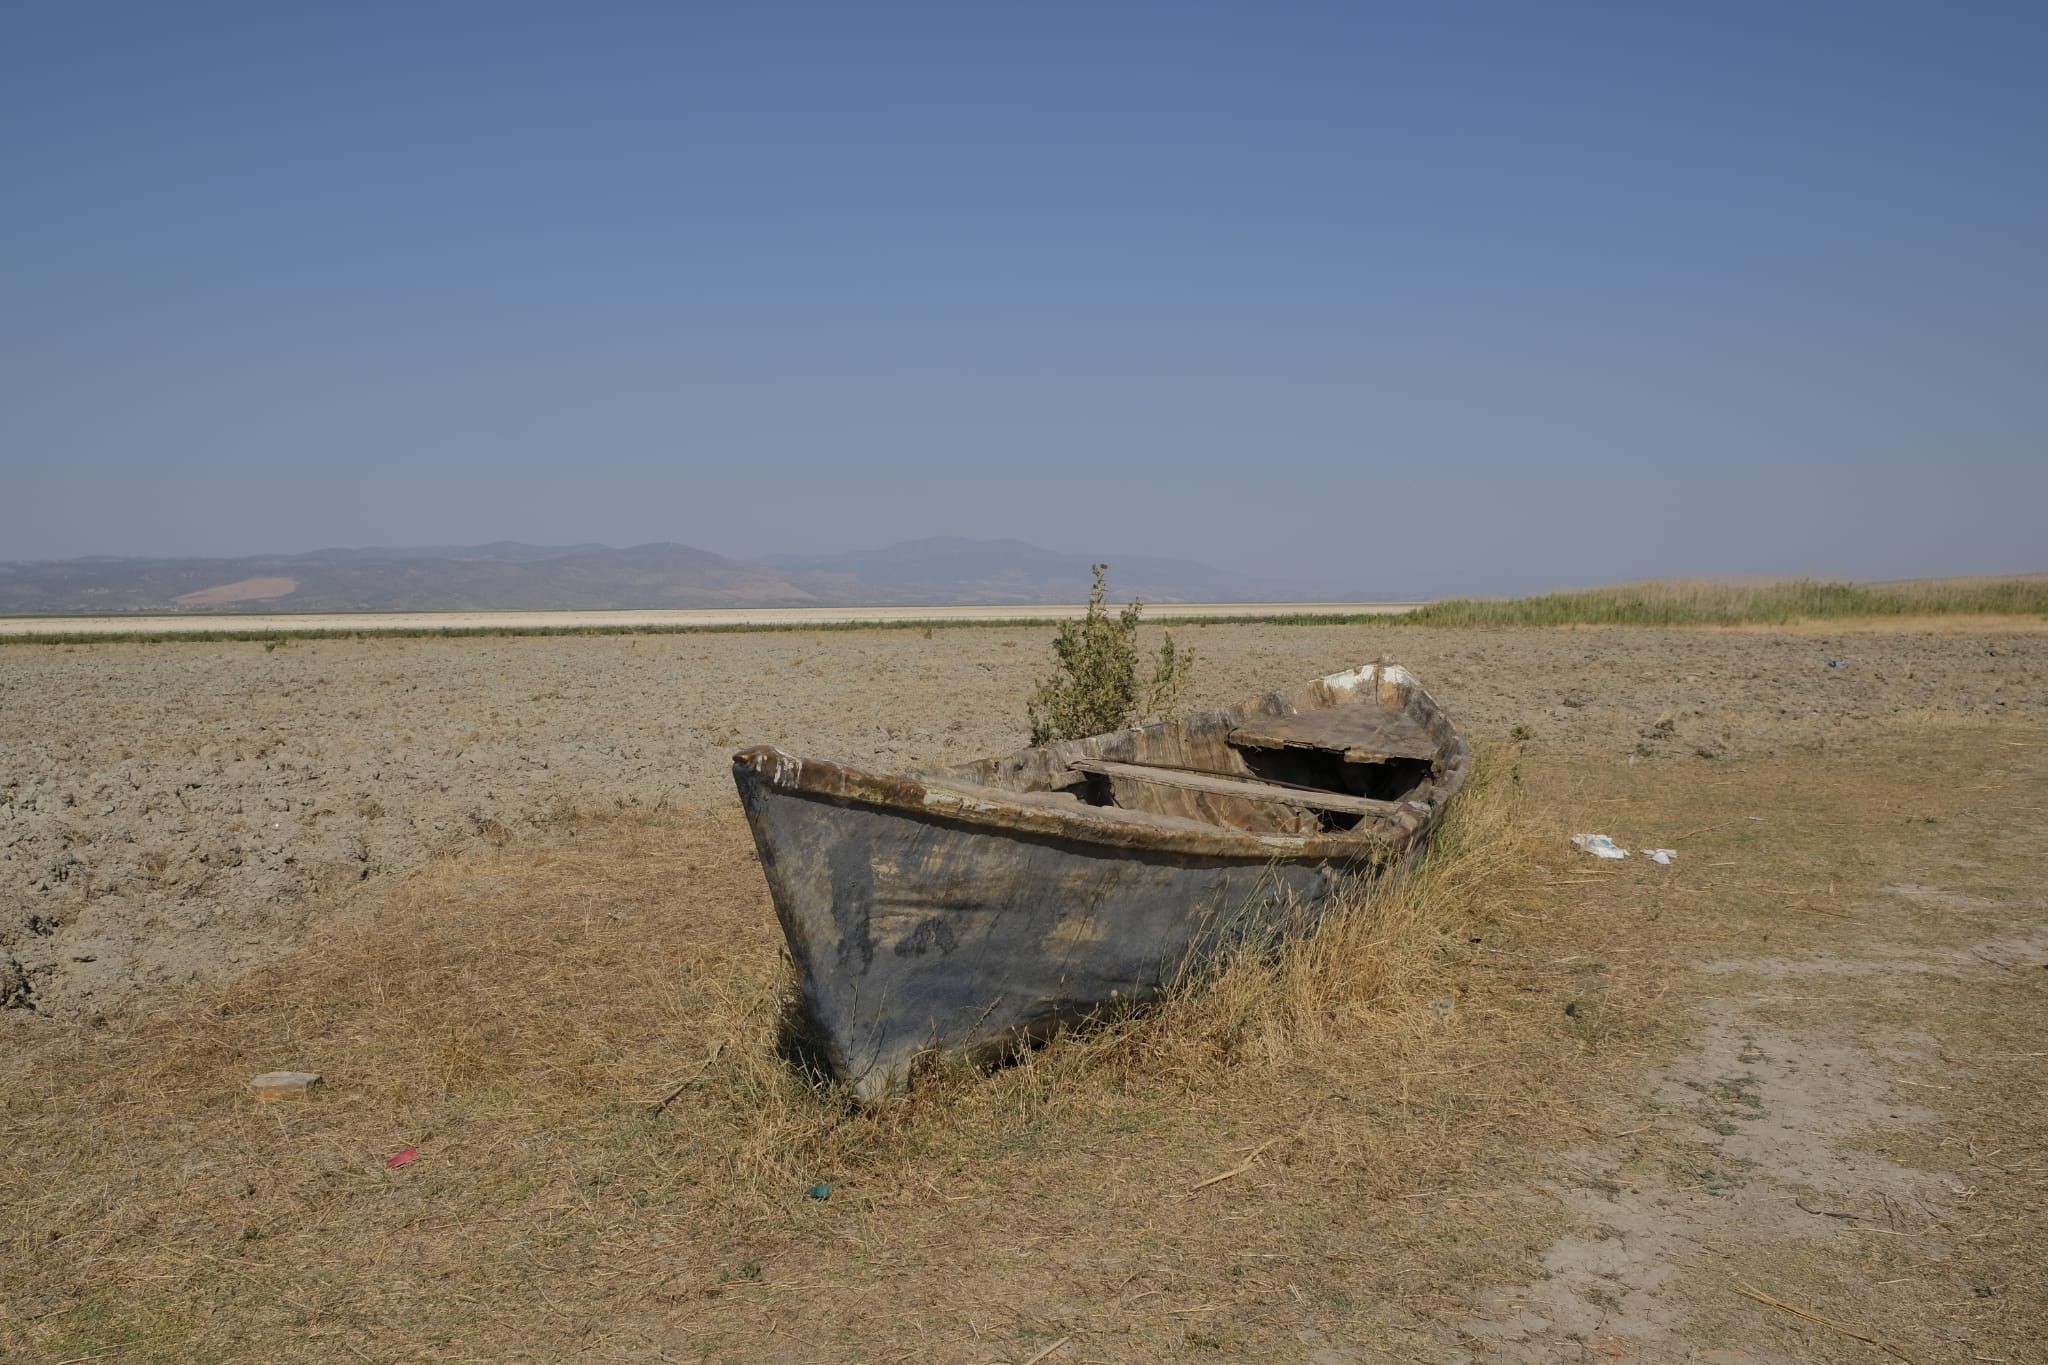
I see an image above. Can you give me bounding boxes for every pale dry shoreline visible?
[0,600,1421,638]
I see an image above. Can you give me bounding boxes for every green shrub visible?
[1028,565,1195,745]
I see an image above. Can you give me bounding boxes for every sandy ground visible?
[3,623,2043,1019]
[0,601,1419,637]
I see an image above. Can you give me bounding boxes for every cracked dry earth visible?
[1445,762,2048,1362]
[3,626,2045,1365]
[4,624,2042,1021]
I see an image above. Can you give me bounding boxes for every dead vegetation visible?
[2,749,1611,1361]
[2,700,2043,1360]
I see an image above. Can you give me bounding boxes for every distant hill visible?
[0,538,1307,614]
[0,542,810,614]
[761,537,1272,606]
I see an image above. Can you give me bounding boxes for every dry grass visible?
[4,719,2043,1361]
[1496,718,2048,1361]
[1,753,1621,1361]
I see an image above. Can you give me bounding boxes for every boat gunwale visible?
[732,663,1467,862]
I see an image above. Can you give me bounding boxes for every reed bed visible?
[1401,574,2048,628]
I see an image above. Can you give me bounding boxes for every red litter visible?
[386,1146,420,1169]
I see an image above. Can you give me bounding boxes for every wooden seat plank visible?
[1065,758,1409,817]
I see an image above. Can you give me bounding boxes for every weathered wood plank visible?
[1097,769,1319,835]
[1065,759,1410,816]
[1228,708,1438,762]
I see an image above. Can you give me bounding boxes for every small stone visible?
[249,1070,322,1100]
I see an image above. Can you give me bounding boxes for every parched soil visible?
[4,625,2040,1020]
[1,624,2044,1364]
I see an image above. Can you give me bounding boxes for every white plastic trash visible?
[1642,848,1677,865]
[1570,834,1628,860]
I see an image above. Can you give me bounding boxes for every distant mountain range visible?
[0,538,1338,614]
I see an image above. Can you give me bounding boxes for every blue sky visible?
[2,2,2043,594]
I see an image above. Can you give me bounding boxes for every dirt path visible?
[1446,742,2048,1363]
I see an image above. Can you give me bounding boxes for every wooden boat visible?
[732,663,1468,1101]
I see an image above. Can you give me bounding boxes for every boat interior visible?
[940,685,1456,837]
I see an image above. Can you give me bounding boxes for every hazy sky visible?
[3,2,2043,595]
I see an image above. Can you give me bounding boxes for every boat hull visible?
[735,764,1368,1101]
[732,662,1465,1100]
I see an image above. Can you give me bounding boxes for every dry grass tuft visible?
[1066,750,1535,1083]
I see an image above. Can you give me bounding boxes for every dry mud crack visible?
[1446,789,2048,1362]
